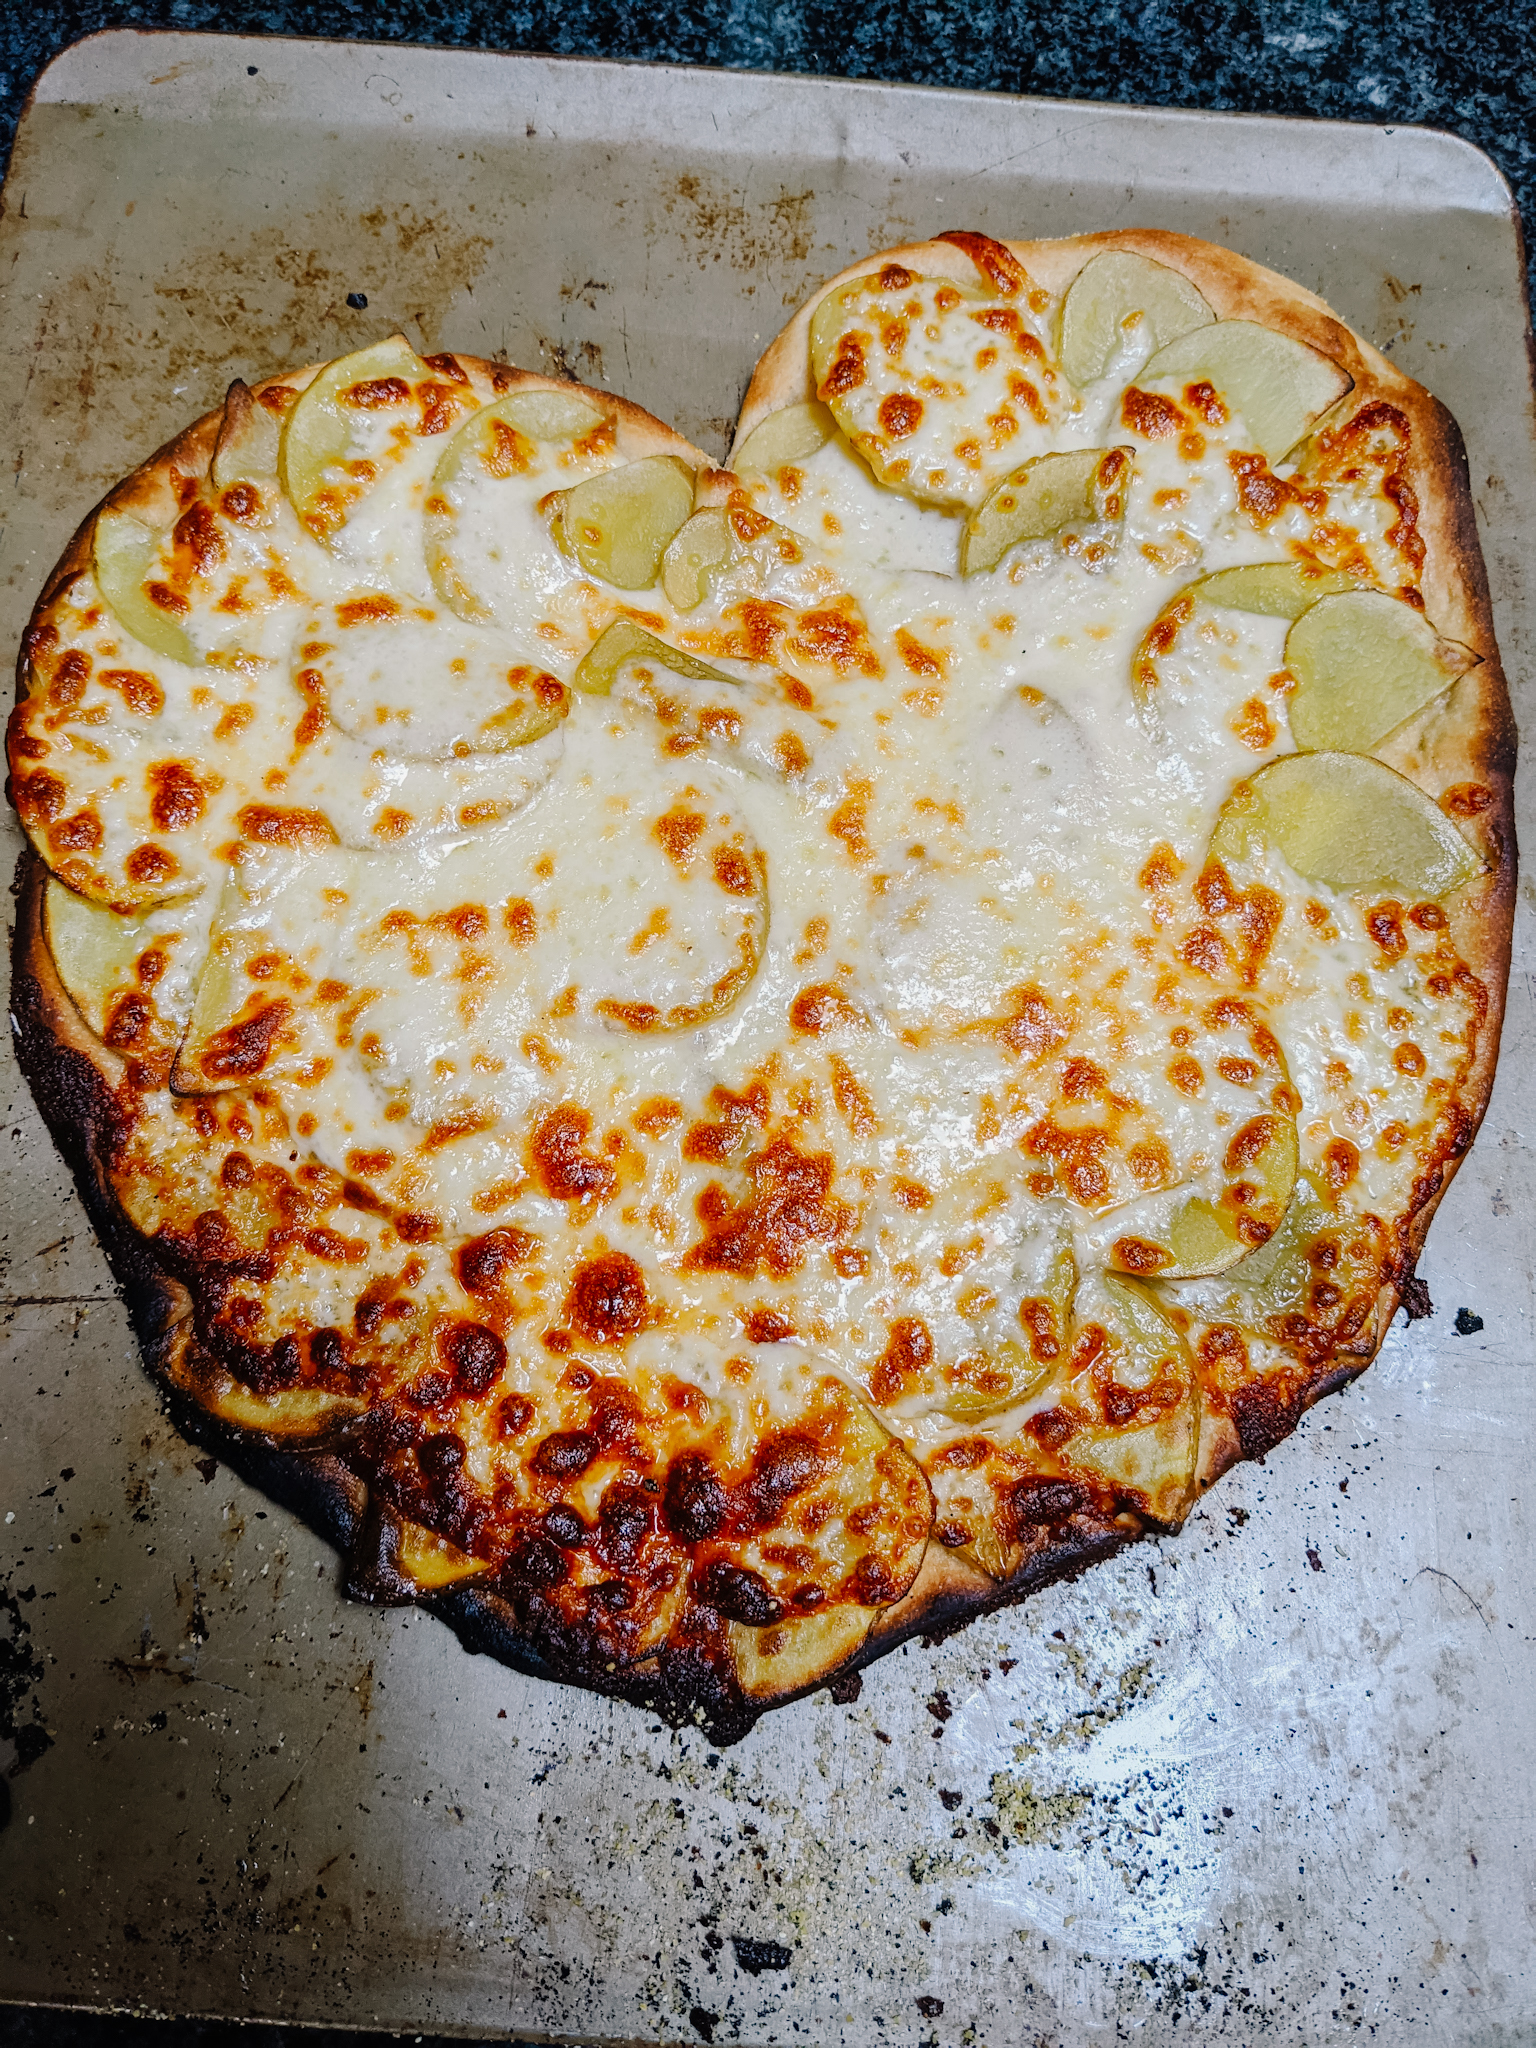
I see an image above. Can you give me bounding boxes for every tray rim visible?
[2,24,1534,2042]
[16,23,1521,229]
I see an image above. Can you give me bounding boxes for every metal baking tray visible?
[1,31,1532,2044]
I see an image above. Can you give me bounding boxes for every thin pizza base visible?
[8,239,1516,1743]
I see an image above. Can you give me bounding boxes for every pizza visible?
[7,231,1514,1743]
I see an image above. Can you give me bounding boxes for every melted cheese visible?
[13,265,1493,1662]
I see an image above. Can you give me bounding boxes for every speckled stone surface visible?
[0,0,1533,317]
[0,8,1530,2047]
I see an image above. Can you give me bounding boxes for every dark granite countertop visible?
[0,5,1530,2046]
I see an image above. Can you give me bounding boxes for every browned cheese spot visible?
[820,333,867,399]
[343,376,412,409]
[149,761,206,833]
[654,806,705,874]
[200,1000,292,1081]
[871,1316,933,1405]
[1366,901,1407,961]
[685,1136,852,1278]
[567,1252,649,1344]
[530,1105,617,1203]
[336,594,402,627]
[100,669,165,718]
[877,393,924,439]
[1121,388,1184,440]
[789,984,865,1034]
[238,804,337,849]
[1442,782,1493,819]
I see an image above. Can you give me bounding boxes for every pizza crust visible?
[9,249,1517,1744]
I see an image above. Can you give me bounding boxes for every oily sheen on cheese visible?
[8,231,1512,1738]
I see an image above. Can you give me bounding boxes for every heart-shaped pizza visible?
[8,231,1513,1742]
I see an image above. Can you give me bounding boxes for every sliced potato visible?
[1211,751,1482,898]
[424,387,610,620]
[731,400,836,477]
[574,618,742,697]
[1138,320,1352,465]
[719,1383,930,1694]
[44,878,158,1037]
[1059,250,1214,388]
[1225,1175,1331,1298]
[1131,560,1357,715]
[729,1604,875,1699]
[1195,560,1356,619]
[1285,589,1478,753]
[1063,1274,1199,1527]
[278,335,433,541]
[93,506,198,667]
[940,1234,1077,1420]
[961,446,1132,576]
[211,379,281,489]
[556,456,694,589]
[1161,1111,1299,1278]
[172,876,315,1094]
[397,1519,492,1590]
[662,508,739,610]
[938,1339,1053,1421]
[428,386,607,495]
[488,387,608,445]
[168,1355,364,1441]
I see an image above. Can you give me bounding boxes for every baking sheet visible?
[1,30,1533,2044]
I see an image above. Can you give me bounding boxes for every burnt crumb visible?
[916,1994,944,2017]
[690,2010,717,2043]
[1400,1272,1434,1320]
[938,1788,963,1811]
[731,1935,793,1976]
[998,1657,1017,1674]
[1306,1547,1324,1572]
[826,1667,862,1704]
[1454,1306,1484,1335]
[12,1722,52,1767]
[346,292,368,310]
[925,1689,952,1723]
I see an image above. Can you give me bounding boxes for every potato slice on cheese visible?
[1060,1274,1200,1528]
[423,386,612,622]
[1058,249,1215,388]
[573,619,743,697]
[961,445,1133,576]
[553,455,695,590]
[43,876,205,1060]
[395,1518,493,1590]
[1211,752,1483,897]
[1285,589,1478,753]
[93,506,200,668]
[1193,560,1357,620]
[1137,320,1352,465]
[297,598,571,759]
[662,509,739,612]
[729,1604,877,1700]
[279,335,452,542]
[730,399,836,479]
[809,260,1071,508]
